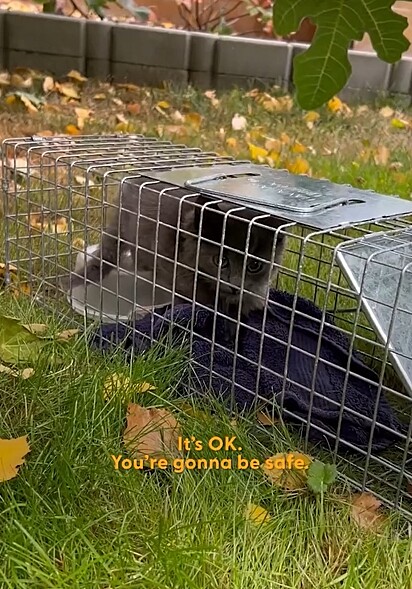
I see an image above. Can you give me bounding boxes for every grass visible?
[1,74,412,587]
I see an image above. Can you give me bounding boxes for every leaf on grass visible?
[55,83,80,100]
[103,373,155,402]
[303,111,320,128]
[75,107,92,130]
[285,157,310,175]
[244,502,271,525]
[248,143,268,161]
[391,118,409,129]
[66,70,87,83]
[226,137,238,149]
[373,145,390,166]
[123,403,181,459]
[0,364,34,379]
[22,323,48,335]
[185,112,202,129]
[0,436,30,482]
[0,315,49,365]
[262,452,312,491]
[55,329,80,341]
[379,106,395,118]
[257,411,278,426]
[65,124,81,135]
[42,76,55,93]
[93,93,106,100]
[156,100,170,109]
[232,113,247,131]
[307,460,337,494]
[291,141,307,154]
[351,492,386,531]
[126,102,141,115]
[280,132,291,144]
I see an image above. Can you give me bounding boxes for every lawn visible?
[1,69,412,588]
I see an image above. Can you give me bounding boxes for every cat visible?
[66,177,287,337]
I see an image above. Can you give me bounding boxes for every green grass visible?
[2,77,412,587]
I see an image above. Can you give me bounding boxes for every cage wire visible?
[2,133,412,516]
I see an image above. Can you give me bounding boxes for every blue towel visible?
[90,290,404,453]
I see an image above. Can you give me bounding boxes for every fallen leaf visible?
[373,145,390,166]
[303,111,320,126]
[56,329,80,341]
[115,121,130,133]
[0,72,10,86]
[93,93,106,100]
[327,96,344,113]
[379,106,394,118]
[156,100,170,109]
[22,323,48,335]
[28,213,68,234]
[21,368,35,379]
[75,107,92,130]
[351,492,386,531]
[42,76,55,93]
[116,83,140,91]
[265,138,282,152]
[204,89,219,107]
[356,105,369,115]
[126,102,141,115]
[19,94,38,113]
[391,118,409,129]
[280,132,291,144]
[72,237,85,249]
[103,373,155,402]
[10,73,32,89]
[226,137,238,149]
[257,411,278,426]
[0,364,34,379]
[36,130,54,137]
[244,502,271,525]
[248,143,268,161]
[163,125,187,137]
[0,436,31,482]
[262,95,282,112]
[65,124,81,135]
[66,70,87,83]
[291,141,307,154]
[185,112,202,129]
[5,95,16,105]
[232,113,247,131]
[0,315,49,365]
[262,452,312,491]
[286,157,310,175]
[55,83,80,100]
[112,97,124,107]
[123,403,181,459]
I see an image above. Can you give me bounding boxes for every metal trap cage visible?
[3,133,412,516]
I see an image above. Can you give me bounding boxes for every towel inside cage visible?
[67,244,172,323]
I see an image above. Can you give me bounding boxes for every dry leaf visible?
[232,113,247,131]
[373,145,390,166]
[303,111,320,125]
[262,452,312,491]
[280,132,291,144]
[286,157,310,175]
[10,73,32,89]
[126,102,141,115]
[0,436,30,482]
[28,213,68,234]
[123,403,181,459]
[42,76,55,93]
[226,137,238,149]
[327,96,344,113]
[103,373,155,402]
[5,95,16,105]
[244,502,271,525]
[65,124,81,135]
[56,329,80,341]
[75,107,92,130]
[248,143,268,161]
[291,141,307,154]
[37,130,54,137]
[257,411,278,426]
[19,95,38,113]
[204,89,219,107]
[93,93,106,100]
[356,105,369,115]
[55,83,80,100]
[265,138,282,152]
[185,112,202,129]
[379,106,394,118]
[22,323,48,335]
[156,100,170,109]
[351,492,386,531]
[116,83,140,91]
[0,72,10,86]
[391,118,409,129]
[72,237,85,249]
[67,70,87,83]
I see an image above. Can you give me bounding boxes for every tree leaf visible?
[0,436,31,482]
[351,492,386,531]
[0,315,49,365]
[262,452,312,491]
[66,70,87,83]
[273,0,410,109]
[244,502,271,525]
[123,403,181,460]
[307,460,337,494]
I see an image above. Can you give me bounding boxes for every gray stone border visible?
[1,11,411,102]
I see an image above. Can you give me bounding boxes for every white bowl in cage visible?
[66,244,172,323]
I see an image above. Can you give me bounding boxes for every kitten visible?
[67,177,286,335]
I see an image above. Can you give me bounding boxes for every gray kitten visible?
[68,177,286,336]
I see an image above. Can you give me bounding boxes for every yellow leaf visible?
[56,329,80,341]
[72,237,85,249]
[103,373,155,402]
[19,94,38,113]
[75,107,92,130]
[373,145,390,166]
[185,112,202,129]
[262,452,312,491]
[327,96,343,113]
[157,100,170,109]
[5,94,16,105]
[244,502,271,525]
[226,137,238,149]
[303,110,320,124]
[65,124,81,135]
[0,436,30,482]
[232,113,247,131]
[257,411,278,426]
[161,21,175,28]
[115,121,129,133]
[286,157,310,175]
[265,138,282,152]
[93,93,106,100]
[22,323,48,335]
[66,70,87,83]
[42,76,55,93]
[291,141,307,154]
[55,82,80,100]
[37,130,54,137]
[262,95,282,112]
[379,106,394,118]
[280,132,291,144]
[391,118,409,129]
[248,143,268,161]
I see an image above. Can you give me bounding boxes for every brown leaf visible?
[373,145,390,166]
[75,107,92,130]
[56,329,80,341]
[19,95,38,113]
[55,83,80,100]
[93,93,106,100]
[262,452,312,491]
[42,76,55,93]
[116,83,140,91]
[257,411,278,426]
[10,73,32,89]
[22,323,48,335]
[185,112,202,129]
[0,72,10,86]
[0,436,31,482]
[123,403,181,459]
[379,106,394,118]
[66,70,87,83]
[126,102,141,115]
[65,124,81,136]
[351,492,386,531]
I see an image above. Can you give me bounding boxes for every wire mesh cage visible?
[3,133,412,516]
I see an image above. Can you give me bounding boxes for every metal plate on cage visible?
[337,228,412,397]
[147,164,412,230]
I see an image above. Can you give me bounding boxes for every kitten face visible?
[182,202,285,314]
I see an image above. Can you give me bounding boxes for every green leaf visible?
[273,0,410,109]
[307,460,337,494]
[0,316,49,365]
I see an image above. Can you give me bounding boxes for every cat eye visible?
[213,255,229,268]
[247,259,263,273]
